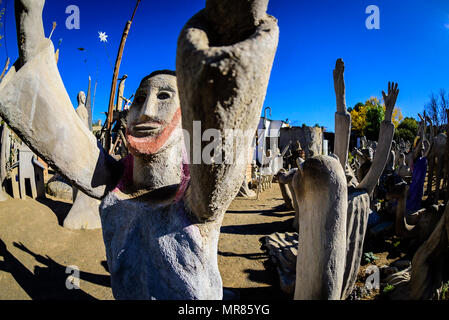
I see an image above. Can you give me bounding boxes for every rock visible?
[46,175,73,201]
[261,232,298,295]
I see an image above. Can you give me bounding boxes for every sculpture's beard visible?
[126,108,182,156]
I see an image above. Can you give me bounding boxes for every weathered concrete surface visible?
[204,0,269,46]
[280,126,323,159]
[0,39,119,200]
[333,59,351,169]
[46,175,73,201]
[64,189,101,230]
[101,0,279,300]
[64,89,102,230]
[341,188,370,299]
[262,232,298,295]
[291,73,399,300]
[293,156,347,300]
[2,0,279,300]
[14,0,46,68]
[100,193,224,299]
[276,168,299,229]
[176,2,279,222]
[357,82,399,195]
[278,181,293,210]
[387,202,449,300]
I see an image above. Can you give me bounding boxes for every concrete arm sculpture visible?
[357,82,399,195]
[14,0,46,68]
[176,0,279,222]
[333,58,351,169]
[0,0,120,200]
[276,168,300,229]
[293,61,400,299]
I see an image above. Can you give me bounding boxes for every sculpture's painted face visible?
[126,73,181,156]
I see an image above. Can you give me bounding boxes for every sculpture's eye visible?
[157,92,171,100]
[135,95,147,104]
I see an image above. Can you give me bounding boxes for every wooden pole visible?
[92,80,97,120]
[0,58,10,83]
[105,0,141,152]
[86,76,92,131]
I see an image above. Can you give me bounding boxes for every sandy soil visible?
[0,183,293,300]
[218,184,294,300]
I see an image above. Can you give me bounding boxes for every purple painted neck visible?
[113,150,190,202]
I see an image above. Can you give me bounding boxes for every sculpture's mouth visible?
[125,108,182,156]
[129,121,165,137]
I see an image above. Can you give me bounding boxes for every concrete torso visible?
[99,189,223,300]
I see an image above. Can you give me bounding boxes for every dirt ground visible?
[0,183,293,300]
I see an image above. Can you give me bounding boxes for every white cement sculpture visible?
[293,59,399,299]
[64,90,102,230]
[0,0,278,299]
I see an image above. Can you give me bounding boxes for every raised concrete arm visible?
[14,0,45,68]
[276,168,298,184]
[424,115,435,140]
[0,0,119,199]
[417,112,427,139]
[204,0,269,46]
[176,0,279,221]
[357,82,399,195]
[333,58,351,169]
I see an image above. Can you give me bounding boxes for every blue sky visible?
[1,0,449,132]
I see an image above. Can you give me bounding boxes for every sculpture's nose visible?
[140,94,158,121]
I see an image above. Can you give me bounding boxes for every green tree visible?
[347,102,363,113]
[394,117,418,143]
[365,99,385,141]
[350,97,402,140]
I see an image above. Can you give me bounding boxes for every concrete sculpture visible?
[0,0,278,299]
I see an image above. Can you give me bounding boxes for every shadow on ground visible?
[220,218,294,235]
[0,239,110,300]
[218,251,268,260]
[36,197,71,226]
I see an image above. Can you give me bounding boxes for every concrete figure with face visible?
[75,91,89,131]
[292,59,400,299]
[0,0,279,299]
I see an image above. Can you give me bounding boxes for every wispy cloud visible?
[445,23,449,29]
